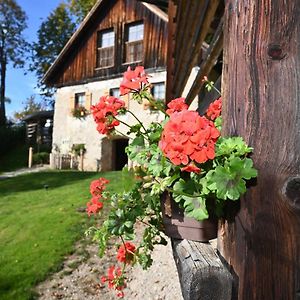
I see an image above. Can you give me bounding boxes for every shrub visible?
[71,144,86,156]
[32,152,50,165]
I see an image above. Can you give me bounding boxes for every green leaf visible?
[206,157,257,201]
[183,196,209,221]
[216,136,253,157]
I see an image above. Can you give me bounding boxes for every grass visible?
[0,170,134,300]
[0,145,28,173]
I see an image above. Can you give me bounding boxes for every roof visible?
[22,110,54,122]
[43,0,168,85]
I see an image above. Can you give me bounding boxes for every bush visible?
[71,144,86,156]
[0,125,26,156]
[32,152,50,165]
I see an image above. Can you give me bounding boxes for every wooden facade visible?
[166,0,223,104]
[44,0,168,87]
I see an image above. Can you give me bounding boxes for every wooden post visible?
[172,240,232,300]
[70,154,74,169]
[80,149,84,171]
[28,147,33,168]
[219,1,300,299]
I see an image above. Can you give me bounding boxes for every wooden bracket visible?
[171,239,233,300]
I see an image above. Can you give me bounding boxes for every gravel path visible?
[0,165,51,180]
[36,226,183,300]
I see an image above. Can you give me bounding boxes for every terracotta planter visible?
[161,192,217,242]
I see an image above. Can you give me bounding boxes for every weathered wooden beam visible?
[220,1,300,299]
[166,0,177,102]
[173,1,209,80]
[172,239,233,300]
[185,18,223,105]
[173,0,220,98]
[173,1,205,66]
[137,0,169,11]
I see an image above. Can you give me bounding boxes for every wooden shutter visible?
[69,95,75,115]
[85,92,92,110]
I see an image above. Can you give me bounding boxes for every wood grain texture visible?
[172,239,232,300]
[219,1,300,299]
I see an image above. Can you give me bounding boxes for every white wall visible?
[51,70,166,171]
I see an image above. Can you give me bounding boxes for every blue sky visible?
[6,0,62,118]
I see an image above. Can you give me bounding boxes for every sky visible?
[5,0,62,118]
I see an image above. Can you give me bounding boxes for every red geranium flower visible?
[206,97,222,120]
[166,97,188,116]
[90,177,109,196]
[86,196,103,216]
[159,110,220,166]
[120,66,149,95]
[91,96,125,135]
[116,242,136,264]
[181,163,201,173]
[101,266,126,297]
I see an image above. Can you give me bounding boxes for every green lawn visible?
[0,170,134,300]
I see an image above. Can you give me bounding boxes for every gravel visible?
[36,226,183,300]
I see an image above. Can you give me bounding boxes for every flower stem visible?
[144,94,168,116]
[204,79,221,96]
[114,129,132,140]
[114,116,149,141]
[126,110,149,137]
[166,186,202,198]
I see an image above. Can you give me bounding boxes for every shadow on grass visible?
[0,171,99,195]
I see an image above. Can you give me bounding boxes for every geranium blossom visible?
[101,266,126,297]
[86,196,103,216]
[90,177,109,196]
[166,97,188,116]
[91,96,125,135]
[206,97,222,120]
[181,163,201,173]
[120,66,149,95]
[159,110,220,166]
[117,242,136,264]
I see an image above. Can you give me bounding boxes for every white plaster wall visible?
[51,70,166,171]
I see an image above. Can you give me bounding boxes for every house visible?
[43,0,168,171]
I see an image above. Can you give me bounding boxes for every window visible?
[75,93,85,108]
[96,29,115,68]
[124,22,144,63]
[152,82,165,100]
[109,88,120,98]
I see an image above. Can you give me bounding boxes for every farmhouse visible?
[44,0,168,171]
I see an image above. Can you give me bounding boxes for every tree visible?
[68,0,98,23]
[13,95,45,121]
[30,3,76,106]
[0,0,28,126]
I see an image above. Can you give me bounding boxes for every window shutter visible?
[121,94,130,109]
[85,92,92,110]
[70,95,75,115]
[103,89,110,96]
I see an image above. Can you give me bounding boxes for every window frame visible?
[74,92,86,108]
[109,87,120,98]
[151,82,166,100]
[96,28,115,69]
[124,21,144,64]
